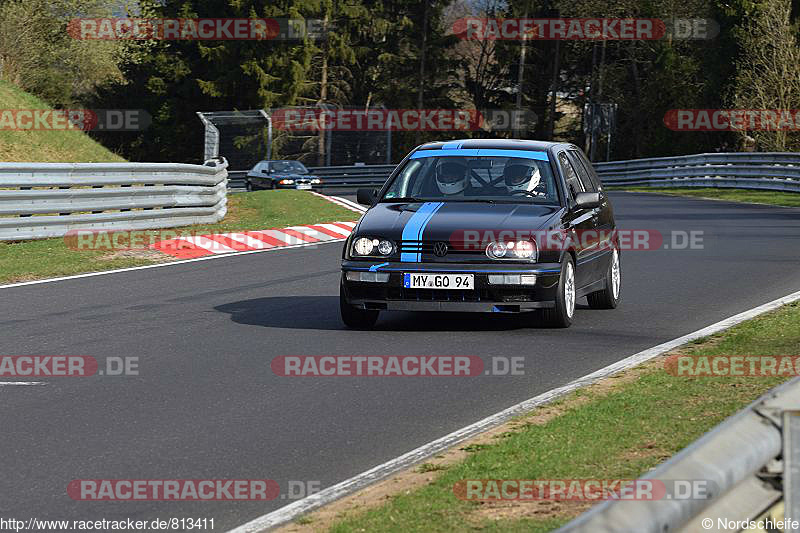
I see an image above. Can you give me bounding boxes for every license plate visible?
[403,273,473,290]
[296,184,312,190]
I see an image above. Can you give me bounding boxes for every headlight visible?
[486,240,538,261]
[310,178,322,184]
[353,237,375,255]
[512,240,535,259]
[352,237,396,257]
[486,242,507,258]
[279,179,294,185]
[377,239,395,255]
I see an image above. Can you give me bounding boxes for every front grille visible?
[348,284,535,303]
[390,288,485,302]
[399,240,485,257]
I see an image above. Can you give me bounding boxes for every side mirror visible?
[357,188,378,206]
[261,169,269,173]
[574,192,601,209]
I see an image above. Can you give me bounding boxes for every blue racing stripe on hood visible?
[400,202,444,262]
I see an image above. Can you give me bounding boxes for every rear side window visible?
[569,150,601,191]
[558,152,584,199]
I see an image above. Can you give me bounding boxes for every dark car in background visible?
[340,139,620,329]
[245,160,323,191]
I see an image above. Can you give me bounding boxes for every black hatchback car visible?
[340,139,621,328]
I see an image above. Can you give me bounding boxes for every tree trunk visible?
[317,14,329,167]
[514,7,529,139]
[415,0,428,145]
[547,39,560,139]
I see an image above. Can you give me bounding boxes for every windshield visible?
[270,161,308,174]
[381,155,559,204]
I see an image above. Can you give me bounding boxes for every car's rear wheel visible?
[587,249,621,309]
[340,282,379,329]
[245,180,253,192]
[539,254,575,328]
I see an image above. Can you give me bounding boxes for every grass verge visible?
[301,301,800,533]
[610,187,800,207]
[0,80,124,162]
[0,190,357,284]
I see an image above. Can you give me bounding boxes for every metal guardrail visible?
[595,152,800,192]
[227,170,247,190]
[557,376,800,533]
[307,164,395,188]
[227,152,800,193]
[0,159,228,241]
[226,166,394,191]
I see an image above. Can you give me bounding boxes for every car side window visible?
[567,151,597,192]
[558,152,584,200]
[570,150,601,192]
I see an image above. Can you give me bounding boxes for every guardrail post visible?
[784,411,800,524]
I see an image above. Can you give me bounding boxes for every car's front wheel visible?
[539,254,575,328]
[340,282,379,329]
[587,249,621,309]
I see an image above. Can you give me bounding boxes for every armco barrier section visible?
[0,159,228,241]
[594,152,800,191]
[227,165,394,191]
[556,377,800,533]
[229,152,800,193]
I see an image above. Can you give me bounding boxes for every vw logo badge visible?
[433,241,448,257]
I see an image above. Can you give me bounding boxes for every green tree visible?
[0,0,126,106]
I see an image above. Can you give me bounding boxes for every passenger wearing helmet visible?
[435,160,469,196]
[503,162,542,195]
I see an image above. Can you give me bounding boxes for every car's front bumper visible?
[341,260,562,313]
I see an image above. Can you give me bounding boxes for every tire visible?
[539,254,576,328]
[587,248,621,309]
[245,180,253,192]
[340,282,379,329]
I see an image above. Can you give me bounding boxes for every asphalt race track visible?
[1,192,799,530]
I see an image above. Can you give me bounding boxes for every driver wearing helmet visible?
[435,160,469,196]
[503,162,542,195]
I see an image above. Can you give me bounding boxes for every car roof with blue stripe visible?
[414,139,568,152]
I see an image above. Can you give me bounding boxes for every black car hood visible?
[355,201,564,241]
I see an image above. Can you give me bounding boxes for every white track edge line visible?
[312,191,367,213]
[328,195,368,212]
[0,236,349,290]
[228,287,800,533]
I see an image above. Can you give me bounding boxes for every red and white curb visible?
[150,221,358,259]
[150,192,366,259]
